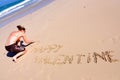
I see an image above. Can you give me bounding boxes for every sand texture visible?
[0,0,120,80]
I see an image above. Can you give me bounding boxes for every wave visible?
[0,0,43,18]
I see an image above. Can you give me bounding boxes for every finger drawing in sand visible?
[5,25,34,62]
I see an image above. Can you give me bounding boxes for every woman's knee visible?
[23,49,27,54]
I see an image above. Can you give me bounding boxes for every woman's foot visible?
[12,57,17,63]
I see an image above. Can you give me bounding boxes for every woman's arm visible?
[22,34,31,44]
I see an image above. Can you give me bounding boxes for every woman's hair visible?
[17,25,26,31]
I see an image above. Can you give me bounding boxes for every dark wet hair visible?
[17,25,26,31]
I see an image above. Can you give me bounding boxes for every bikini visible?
[5,43,25,53]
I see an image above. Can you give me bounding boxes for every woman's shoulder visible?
[19,31,25,36]
[14,31,25,37]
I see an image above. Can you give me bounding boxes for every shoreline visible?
[0,0,54,28]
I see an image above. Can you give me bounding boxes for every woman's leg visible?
[13,49,27,62]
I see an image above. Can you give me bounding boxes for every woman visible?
[5,25,33,62]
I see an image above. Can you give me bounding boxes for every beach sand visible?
[0,0,120,80]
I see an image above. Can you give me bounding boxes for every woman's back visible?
[5,31,23,46]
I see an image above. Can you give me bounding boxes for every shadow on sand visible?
[6,52,17,57]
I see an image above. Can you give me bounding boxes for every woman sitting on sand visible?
[5,25,33,62]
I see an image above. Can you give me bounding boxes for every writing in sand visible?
[34,50,118,65]
[30,44,118,65]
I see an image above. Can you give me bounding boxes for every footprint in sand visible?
[109,35,120,44]
[98,35,120,45]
